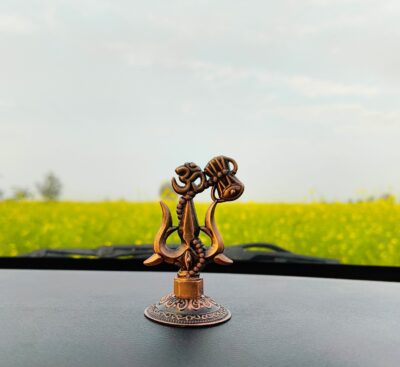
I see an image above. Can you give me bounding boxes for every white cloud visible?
[105,43,378,99]
[264,102,400,135]
[0,14,35,34]
[284,76,379,97]
[0,98,16,109]
[184,62,379,98]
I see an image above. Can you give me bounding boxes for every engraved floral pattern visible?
[145,304,230,325]
[159,293,217,311]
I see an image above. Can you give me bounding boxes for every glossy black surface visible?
[1,270,400,367]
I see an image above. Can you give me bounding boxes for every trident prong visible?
[144,156,244,276]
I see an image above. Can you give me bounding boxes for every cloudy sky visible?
[1,0,400,201]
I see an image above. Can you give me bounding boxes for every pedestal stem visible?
[174,277,203,299]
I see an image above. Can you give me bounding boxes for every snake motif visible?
[144,156,244,278]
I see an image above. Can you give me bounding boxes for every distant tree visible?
[380,193,396,204]
[36,172,62,201]
[159,181,177,202]
[0,189,4,200]
[12,187,32,201]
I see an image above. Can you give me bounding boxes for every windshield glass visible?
[1,1,399,266]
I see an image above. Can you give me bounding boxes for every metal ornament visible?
[144,156,244,327]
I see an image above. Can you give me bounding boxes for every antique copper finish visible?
[174,277,203,299]
[144,156,244,327]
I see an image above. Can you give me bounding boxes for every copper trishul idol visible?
[144,155,244,327]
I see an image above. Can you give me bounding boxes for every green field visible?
[1,200,400,266]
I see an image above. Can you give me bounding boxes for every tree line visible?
[0,172,62,201]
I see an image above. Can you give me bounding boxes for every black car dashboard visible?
[2,269,400,367]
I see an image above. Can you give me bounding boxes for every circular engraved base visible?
[144,293,231,327]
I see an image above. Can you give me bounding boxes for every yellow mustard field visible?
[1,201,400,266]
